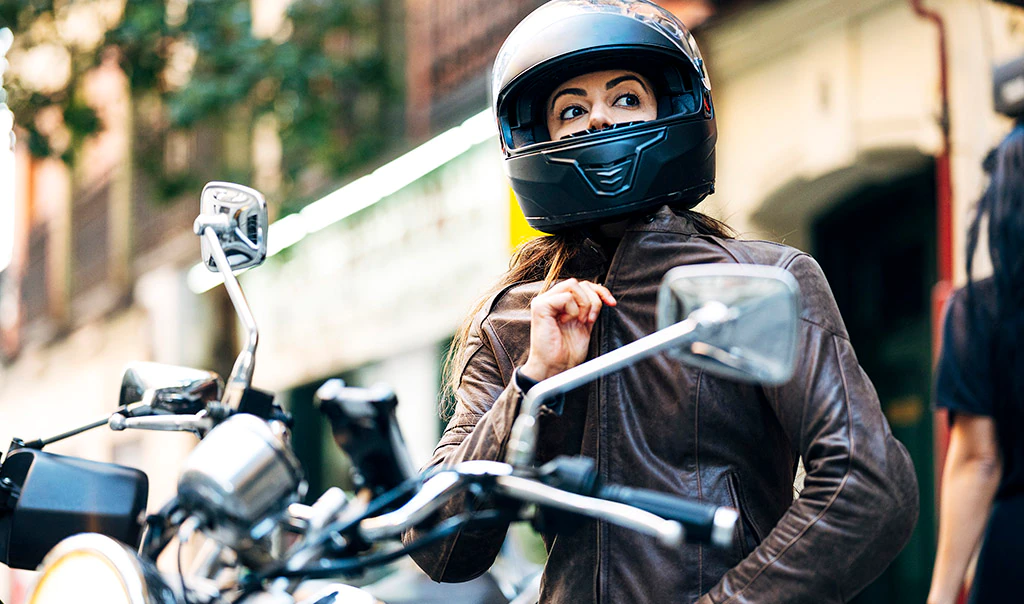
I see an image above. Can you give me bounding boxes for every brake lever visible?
[108,410,214,436]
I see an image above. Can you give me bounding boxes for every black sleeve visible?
[935,287,993,419]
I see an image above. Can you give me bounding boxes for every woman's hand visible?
[521,278,616,381]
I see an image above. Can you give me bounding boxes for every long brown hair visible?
[439,208,734,419]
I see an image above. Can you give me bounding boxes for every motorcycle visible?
[0,181,802,603]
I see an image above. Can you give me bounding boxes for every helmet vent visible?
[584,157,633,192]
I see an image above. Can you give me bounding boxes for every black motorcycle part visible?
[537,455,599,495]
[537,455,727,546]
[250,509,509,585]
[0,448,148,570]
[140,497,185,561]
[315,380,415,500]
[596,484,720,545]
[237,387,276,419]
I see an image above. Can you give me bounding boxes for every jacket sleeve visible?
[404,312,527,583]
[700,253,920,604]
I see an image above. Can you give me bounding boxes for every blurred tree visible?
[0,0,399,208]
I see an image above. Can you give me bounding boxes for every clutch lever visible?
[108,409,215,437]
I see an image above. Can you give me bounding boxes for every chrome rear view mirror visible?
[196,181,268,273]
[118,362,223,415]
[192,181,267,409]
[656,264,800,386]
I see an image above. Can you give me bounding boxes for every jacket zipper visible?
[593,239,614,604]
[585,235,612,604]
[594,309,604,604]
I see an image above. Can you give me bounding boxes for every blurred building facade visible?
[1,0,1023,602]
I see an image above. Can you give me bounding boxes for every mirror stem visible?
[14,417,112,451]
[201,226,258,409]
[506,318,699,467]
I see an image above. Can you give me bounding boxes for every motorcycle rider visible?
[407,1,919,602]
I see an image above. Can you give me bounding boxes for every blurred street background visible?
[2,0,1024,602]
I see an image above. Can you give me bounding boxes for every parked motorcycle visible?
[0,181,801,604]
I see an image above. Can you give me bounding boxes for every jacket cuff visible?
[513,366,565,415]
[513,366,540,393]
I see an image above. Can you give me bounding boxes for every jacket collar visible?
[564,205,702,278]
[625,204,702,235]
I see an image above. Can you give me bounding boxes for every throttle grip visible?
[597,484,737,548]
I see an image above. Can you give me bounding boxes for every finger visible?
[563,295,580,320]
[589,282,617,306]
[546,277,579,295]
[536,292,580,321]
[566,282,593,324]
[578,282,604,323]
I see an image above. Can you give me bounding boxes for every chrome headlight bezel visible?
[29,534,173,604]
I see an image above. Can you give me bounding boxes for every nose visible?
[588,104,613,131]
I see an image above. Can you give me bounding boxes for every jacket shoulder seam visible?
[783,253,850,341]
[800,316,849,341]
[455,281,528,379]
[705,237,803,267]
[484,318,515,380]
[697,235,743,263]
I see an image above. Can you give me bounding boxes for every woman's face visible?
[545,69,658,141]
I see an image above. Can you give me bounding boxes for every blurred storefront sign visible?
[405,0,545,138]
[509,189,542,250]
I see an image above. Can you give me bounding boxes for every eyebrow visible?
[606,74,650,93]
[549,87,587,112]
[549,75,652,112]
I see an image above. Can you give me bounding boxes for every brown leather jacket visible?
[407,206,919,603]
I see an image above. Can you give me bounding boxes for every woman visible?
[407,2,919,602]
[928,125,1024,604]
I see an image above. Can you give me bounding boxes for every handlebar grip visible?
[597,484,738,548]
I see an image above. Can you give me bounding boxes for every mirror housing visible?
[0,449,148,570]
[656,264,800,386]
[196,181,267,273]
[119,362,222,415]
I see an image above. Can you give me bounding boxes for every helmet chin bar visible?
[505,113,716,233]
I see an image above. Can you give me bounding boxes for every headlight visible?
[29,534,174,604]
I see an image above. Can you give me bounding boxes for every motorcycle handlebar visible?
[494,474,682,547]
[597,484,738,548]
[354,460,735,550]
[108,411,213,434]
[358,470,465,542]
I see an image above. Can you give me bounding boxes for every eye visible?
[614,93,641,108]
[559,105,586,121]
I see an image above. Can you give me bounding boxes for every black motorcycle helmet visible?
[492,0,716,233]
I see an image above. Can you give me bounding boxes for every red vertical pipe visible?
[908,0,953,282]
[909,0,958,601]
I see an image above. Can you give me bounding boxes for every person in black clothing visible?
[928,124,1024,604]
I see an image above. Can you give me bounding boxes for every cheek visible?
[546,115,564,140]
[612,104,657,123]
[637,103,658,121]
